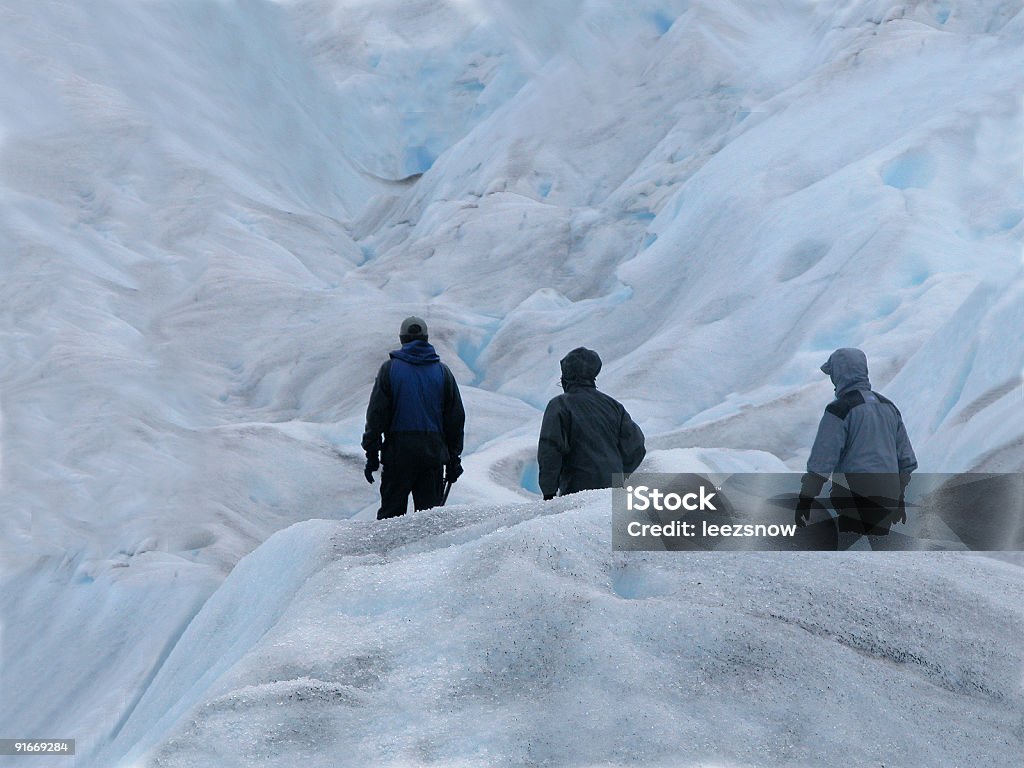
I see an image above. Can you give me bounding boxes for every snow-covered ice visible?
[1,0,1023,765]
[99,495,1024,767]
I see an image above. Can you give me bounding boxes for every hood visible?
[560,347,602,389]
[390,339,440,365]
[821,348,871,395]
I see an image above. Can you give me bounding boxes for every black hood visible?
[560,347,602,388]
[821,347,871,396]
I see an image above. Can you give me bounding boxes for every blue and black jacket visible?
[362,340,465,466]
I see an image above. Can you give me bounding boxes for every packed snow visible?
[1,0,1022,765]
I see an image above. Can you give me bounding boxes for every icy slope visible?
[1,0,1023,765]
[2,0,1021,573]
[355,0,1024,471]
[97,494,1024,768]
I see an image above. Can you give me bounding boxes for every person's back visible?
[799,347,917,533]
[386,339,448,456]
[538,347,645,498]
[362,317,465,519]
[810,349,912,476]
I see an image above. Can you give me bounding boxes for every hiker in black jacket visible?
[362,317,465,519]
[538,347,646,499]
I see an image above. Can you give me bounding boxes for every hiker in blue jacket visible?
[796,348,917,534]
[362,317,466,519]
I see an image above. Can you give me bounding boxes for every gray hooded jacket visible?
[803,348,917,497]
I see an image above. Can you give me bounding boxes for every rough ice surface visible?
[100,496,1024,767]
[1,0,1023,766]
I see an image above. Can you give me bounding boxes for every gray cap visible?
[400,316,428,337]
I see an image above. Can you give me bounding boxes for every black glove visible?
[364,455,379,485]
[445,459,463,484]
[543,494,555,501]
[795,495,814,527]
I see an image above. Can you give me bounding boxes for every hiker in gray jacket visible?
[538,347,646,499]
[796,348,917,533]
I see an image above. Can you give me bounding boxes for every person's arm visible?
[895,415,917,478]
[442,365,466,462]
[361,362,393,461]
[878,395,917,489]
[442,365,466,482]
[618,407,646,475]
[889,406,916,524]
[538,398,569,499]
[801,406,847,498]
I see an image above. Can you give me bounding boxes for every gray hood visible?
[821,348,871,396]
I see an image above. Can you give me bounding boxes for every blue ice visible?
[876,296,900,318]
[404,145,436,175]
[520,460,540,494]
[998,210,1023,231]
[457,327,497,386]
[810,325,853,351]
[652,11,675,35]
[611,564,670,599]
[882,151,936,189]
[906,268,930,287]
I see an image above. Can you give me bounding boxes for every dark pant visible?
[377,462,444,520]
[829,474,902,536]
[831,491,897,535]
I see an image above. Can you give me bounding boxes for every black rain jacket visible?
[537,348,646,497]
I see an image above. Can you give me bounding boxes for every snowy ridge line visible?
[94,498,587,767]
[95,495,1024,767]
[328,493,590,559]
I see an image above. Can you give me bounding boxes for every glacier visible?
[1,0,1022,765]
